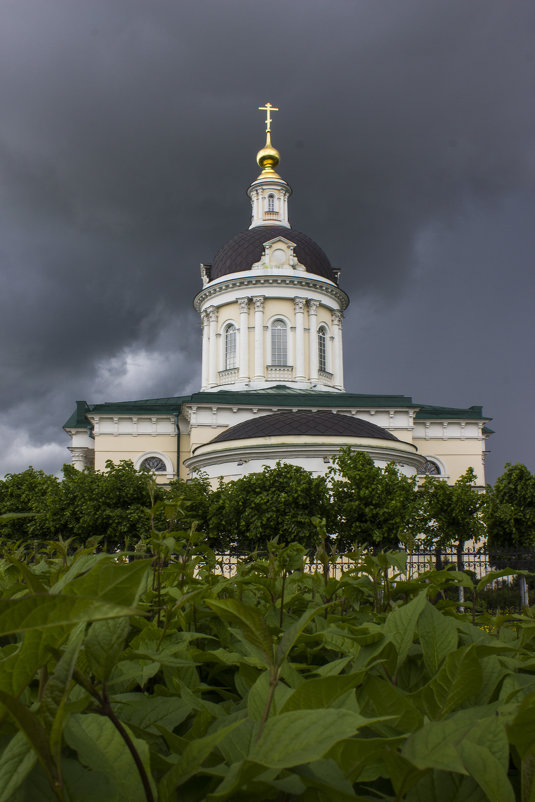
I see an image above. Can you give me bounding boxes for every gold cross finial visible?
[258,102,278,134]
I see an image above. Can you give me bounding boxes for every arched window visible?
[318,326,328,372]
[224,323,237,369]
[419,459,441,475]
[271,319,287,365]
[140,456,166,473]
[267,194,275,212]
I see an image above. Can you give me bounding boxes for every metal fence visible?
[213,546,535,577]
[210,547,535,611]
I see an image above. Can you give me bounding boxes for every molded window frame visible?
[318,324,329,373]
[223,321,237,370]
[268,316,291,366]
[134,451,174,479]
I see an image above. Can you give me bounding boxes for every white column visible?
[201,311,209,390]
[331,309,344,390]
[208,306,218,387]
[68,447,91,471]
[238,298,250,380]
[308,300,319,381]
[253,296,265,380]
[294,297,306,380]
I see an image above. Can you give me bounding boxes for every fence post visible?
[519,574,529,608]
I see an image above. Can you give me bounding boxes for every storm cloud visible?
[1,0,534,481]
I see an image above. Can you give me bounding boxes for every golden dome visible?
[256,131,281,175]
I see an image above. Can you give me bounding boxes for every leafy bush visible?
[0,536,535,801]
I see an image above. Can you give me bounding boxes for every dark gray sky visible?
[1,0,534,483]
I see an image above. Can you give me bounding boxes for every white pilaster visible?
[294,297,306,380]
[208,306,218,387]
[238,298,250,380]
[253,296,265,380]
[201,311,209,390]
[308,300,319,381]
[332,309,344,390]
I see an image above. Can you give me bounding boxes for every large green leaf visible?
[158,720,240,801]
[0,629,67,700]
[41,623,86,770]
[0,732,37,802]
[0,690,57,789]
[251,709,387,768]
[111,693,193,733]
[293,758,359,800]
[206,599,274,667]
[403,706,511,793]
[361,675,424,732]
[247,670,292,721]
[275,604,325,667]
[459,740,515,802]
[405,771,489,802]
[327,736,404,783]
[418,601,458,676]
[0,595,140,637]
[384,591,427,674]
[85,617,131,682]
[49,554,108,594]
[63,558,152,607]
[507,692,535,759]
[64,713,154,802]
[420,645,482,717]
[280,672,365,713]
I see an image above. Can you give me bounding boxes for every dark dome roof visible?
[211,226,336,283]
[209,411,399,443]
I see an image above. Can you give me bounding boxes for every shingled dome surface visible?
[211,227,336,283]
[209,411,399,443]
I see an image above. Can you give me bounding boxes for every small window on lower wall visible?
[140,456,167,473]
[419,459,441,475]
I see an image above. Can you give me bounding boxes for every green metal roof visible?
[64,385,491,431]
[414,404,490,422]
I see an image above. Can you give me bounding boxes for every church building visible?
[64,104,491,486]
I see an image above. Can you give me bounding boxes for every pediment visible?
[251,236,306,271]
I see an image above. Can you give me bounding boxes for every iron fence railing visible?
[205,547,535,611]
[210,547,535,578]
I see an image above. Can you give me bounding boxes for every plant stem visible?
[279,570,286,629]
[257,670,278,741]
[72,673,155,802]
[101,688,155,802]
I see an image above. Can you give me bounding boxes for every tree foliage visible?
[0,461,165,550]
[208,462,330,552]
[419,467,485,550]
[328,449,420,550]
[485,462,535,550]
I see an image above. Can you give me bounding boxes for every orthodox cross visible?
[258,102,278,134]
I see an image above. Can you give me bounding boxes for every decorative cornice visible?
[185,440,424,472]
[194,273,349,312]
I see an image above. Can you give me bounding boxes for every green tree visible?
[0,467,61,541]
[1,461,167,551]
[166,473,213,534]
[484,463,535,553]
[49,461,165,550]
[419,467,484,553]
[208,462,330,552]
[328,449,419,551]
